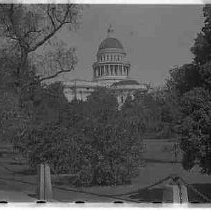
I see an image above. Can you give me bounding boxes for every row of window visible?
[98,54,123,62]
[94,65,129,72]
[95,65,129,77]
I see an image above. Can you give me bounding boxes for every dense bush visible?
[176,88,211,173]
[166,5,211,174]
[134,89,180,139]
[14,87,144,186]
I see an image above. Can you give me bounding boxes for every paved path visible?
[0,191,36,202]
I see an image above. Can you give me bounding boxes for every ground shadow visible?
[128,188,164,202]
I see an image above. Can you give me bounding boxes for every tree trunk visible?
[16,47,28,108]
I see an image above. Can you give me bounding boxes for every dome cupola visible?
[93,25,130,86]
[98,37,124,51]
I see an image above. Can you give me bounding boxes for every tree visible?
[199,61,211,91]
[0,4,82,101]
[31,82,70,125]
[84,87,119,123]
[191,5,211,65]
[0,4,82,145]
[14,88,145,186]
[177,88,211,173]
[166,64,202,96]
[166,5,211,173]
[0,47,32,143]
[132,87,180,139]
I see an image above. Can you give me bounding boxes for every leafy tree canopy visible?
[166,5,211,173]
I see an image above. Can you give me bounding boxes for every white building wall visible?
[63,80,148,105]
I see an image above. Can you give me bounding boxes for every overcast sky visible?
[56,5,204,86]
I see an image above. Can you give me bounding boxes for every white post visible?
[38,163,53,201]
[180,184,188,203]
[172,185,181,203]
[171,180,188,203]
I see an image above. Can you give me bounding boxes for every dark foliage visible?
[168,5,211,173]
[14,88,144,186]
[177,88,211,174]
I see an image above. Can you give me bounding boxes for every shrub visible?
[177,88,211,173]
[14,88,145,186]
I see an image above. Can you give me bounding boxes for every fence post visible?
[172,184,181,203]
[171,177,188,203]
[38,163,53,201]
[180,184,188,203]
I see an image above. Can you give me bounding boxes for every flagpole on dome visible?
[107,24,114,37]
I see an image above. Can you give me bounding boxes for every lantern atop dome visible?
[98,26,124,52]
[107,24,114,37]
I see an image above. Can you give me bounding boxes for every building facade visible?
[63,26,148,105]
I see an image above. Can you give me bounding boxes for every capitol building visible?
[63,26,148,105]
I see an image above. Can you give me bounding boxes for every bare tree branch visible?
[47,5,56,30]
[0,4,81,90]
[23,29,42,38]
[28,5,73,53]
[28,23,64,53]
[39,62,74,82]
